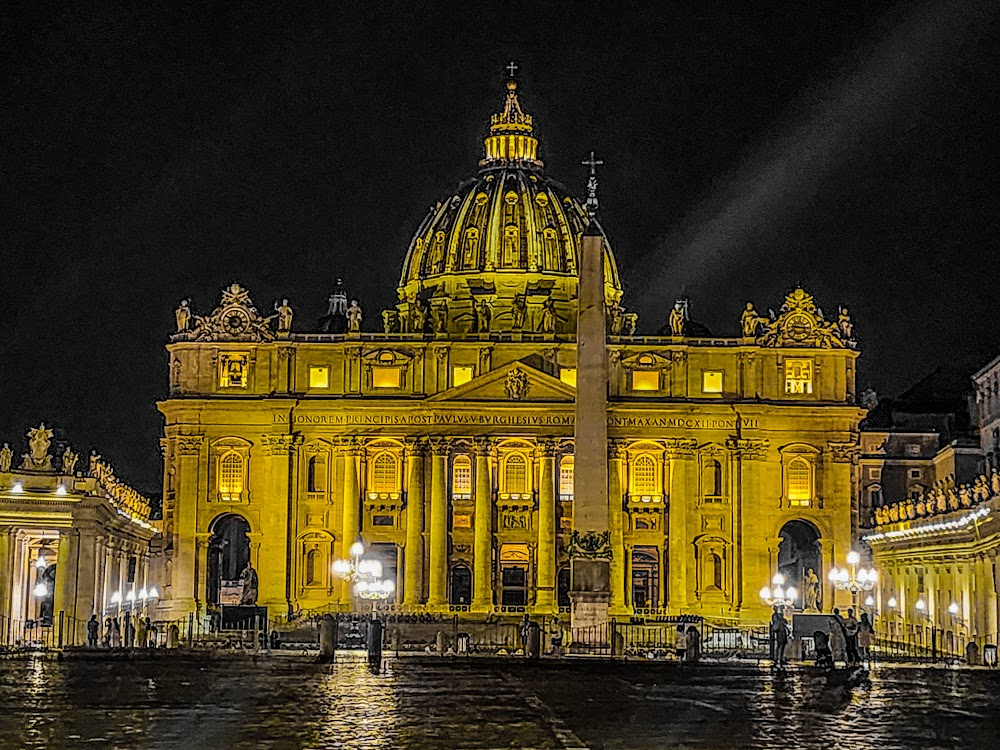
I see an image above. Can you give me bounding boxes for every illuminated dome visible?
[389,76,626,336]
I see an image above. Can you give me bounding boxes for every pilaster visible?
[534,439,557,611]
[472,438,494,611]
[338,438,362,605]
[428,438,450,607]
[608,440,627,614]
[259,433,301,613]
[665,438,696,610]
[403,438,426,606]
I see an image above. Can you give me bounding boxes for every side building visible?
[158,76,864,626]
[0,425,157,645]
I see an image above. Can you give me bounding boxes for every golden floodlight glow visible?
[452,366,474,387]
[309,366,330,389]
[559,367,577,388]
[631,370,659,391]
[371,366,401,389]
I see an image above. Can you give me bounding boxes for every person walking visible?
[87,614,100,648]
[770,606,789,665]
[844,608,861,667]
[858,612,874,663]
[830,608,847,665]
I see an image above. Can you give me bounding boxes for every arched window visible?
[308,455,327,493]
[219,452,245,501]
[463,227,479,267]
[786,457,812,505]
[632,454,658,495]
[870,485,883,506]
[504,453,529,495]
[305,548,322,586]
[371,453,399,494]
[559,456,574,498]
[452,455,472,496]
[710,552,724,590]
[704,459,723,498]
[503,225,519,267]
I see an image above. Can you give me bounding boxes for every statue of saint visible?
[411,299,427,334]
[381,310,399,334]
[239,562,259,606]
[25,424,54,470]
[476,300,491,333]
[433,303,448,334]
[992,470,1000,495]
[741,303,762,337]
[274,299,293,333]
[511,295,527,331]
[622,313,638,337]
[539,299,557,334]
[838,307,853,340]
[803,568,821,612]
[347,300,363,333]
[62,447,79,475]
[0,443,11,473]
[175,299,192,332]
[607,300,624,335]
[668,301,686,336]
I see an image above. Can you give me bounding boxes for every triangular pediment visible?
[427,360,575,403]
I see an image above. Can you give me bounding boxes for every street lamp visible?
[332,541,394,603]
[759,573,798,609]
[828,550,877,611]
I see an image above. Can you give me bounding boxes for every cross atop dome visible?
[506,60,518,78]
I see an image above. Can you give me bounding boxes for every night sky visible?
[2,0,998,492]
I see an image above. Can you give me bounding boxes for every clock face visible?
[222,307,251,335]
[785,313,812,342]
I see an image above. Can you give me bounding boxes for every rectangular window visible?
[372,515,394,527]
[452,514,472,529]
[908,468,922,479]
[309,366,330,389]
[631,370,659,391]
[452,459,472,495]
[905,444,920,456]
[869,468,882,480]
[219,353,250,389]
[452,366,474,387]
[702,370,723,394]
[560,368,577,387]
[784,359,813,395]
[371,366,401,389]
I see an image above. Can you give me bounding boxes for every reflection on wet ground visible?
[1,655,999,749]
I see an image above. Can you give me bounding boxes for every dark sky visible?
[2,0,999,492]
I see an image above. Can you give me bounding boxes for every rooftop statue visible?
[539,298,557,334]
[741,302,766,337]
[476,300,492,333]
[62,447,79,475]
[175,299,192,332]
[172,283,275,342]
[21,423,53,471]
[668,299,687,336]
[0,443,11,473]
[347,300,363,333]
[274,299,293,333]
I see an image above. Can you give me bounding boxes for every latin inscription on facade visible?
[272,413,759,429]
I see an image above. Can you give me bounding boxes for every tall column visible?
[570,220,611,636]
[608,441,627,614]
[428,440,449,607]
[170,435,205,617]
[666,443,694,611]
[0,529,12,624]
[339,440,361,606]
[54,529,80,636]
[535,440,557,611]
[403,439,426,607]
[472,439,494,612]
[987,555,999,644]
[259,434,298,612]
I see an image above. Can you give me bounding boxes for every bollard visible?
[187,612,194,648]
[368,618,383,672]
[527,622,541,660]
[319,614,336,663]
[436,630,447,655]
[167,623,179,649]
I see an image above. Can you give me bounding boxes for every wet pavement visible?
[1,654,999,749]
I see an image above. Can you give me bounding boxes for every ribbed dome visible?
[387,76,627,337]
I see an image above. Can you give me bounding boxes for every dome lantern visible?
[480,73,542,170]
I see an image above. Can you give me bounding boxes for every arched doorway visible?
[449,565,472,605]
[207,514,251,605]
[777,520,822,608]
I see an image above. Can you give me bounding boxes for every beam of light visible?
[631,0,995,310]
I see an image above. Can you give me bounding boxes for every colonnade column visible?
[535,440,557,610]
[608,441,627,614]
[472,438,493,612]
[339,439,361,606]
[0,530,12,624]
[403,439,426,607]
[427,439,449,607]
[666,441,695,611]
[987,555,999,645]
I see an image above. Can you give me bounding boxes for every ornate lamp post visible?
[827,550,877,611]
[333,541,394,605]
[759,573,798,609]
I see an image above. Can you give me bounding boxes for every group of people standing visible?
[772,605,875,669]
[86,612,157,649]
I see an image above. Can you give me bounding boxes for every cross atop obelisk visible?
[582,151,604,213]
[506,60,518,78]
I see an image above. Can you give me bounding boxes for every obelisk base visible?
[569,559,611,652]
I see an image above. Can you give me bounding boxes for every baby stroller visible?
[813,630,833,669]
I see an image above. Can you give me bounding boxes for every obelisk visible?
[570,215,611,644]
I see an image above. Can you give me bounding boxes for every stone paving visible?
[1,654,999,749]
